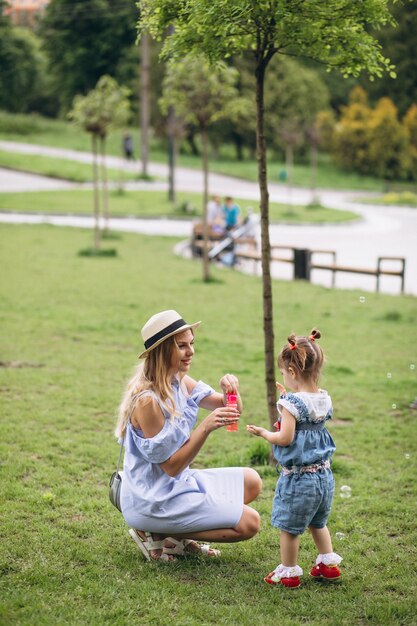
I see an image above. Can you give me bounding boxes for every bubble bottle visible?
[226,392,238,432]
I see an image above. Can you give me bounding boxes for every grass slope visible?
[0,189,358,224]
[0,224,416,625]
[0,150,138,184]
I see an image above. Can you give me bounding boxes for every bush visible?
[0,110,54,135]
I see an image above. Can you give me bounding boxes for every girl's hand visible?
[202,405,240,433]
[219,373,239,395]
[276,381,286,396]
[246,424,268,438]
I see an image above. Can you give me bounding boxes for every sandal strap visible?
[199,544,221,557]
[143,531,165,551]
[163,538,185,556]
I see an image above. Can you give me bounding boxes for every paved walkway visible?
[0,141,416,296]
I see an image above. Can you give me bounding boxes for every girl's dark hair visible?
[278,329,324,382]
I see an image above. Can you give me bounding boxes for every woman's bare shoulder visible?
[131,393,164,436]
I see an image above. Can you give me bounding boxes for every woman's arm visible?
[160,404,240,477]
[132,385,239,478]
[246,408,296,446]
[188,373,243,413]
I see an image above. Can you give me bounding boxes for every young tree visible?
[140,0,396,429]
[69,76,131,247]
[140,32,151,178]
[160,55,240,282]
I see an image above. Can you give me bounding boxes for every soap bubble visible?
[340,485,352,499]
[387,372,392,379]
[410,364,415,371]
[404,453,410,459]
[335,532,346,540]
[359,296,366,303]
[392,404,397,410]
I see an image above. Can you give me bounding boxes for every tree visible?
[403,104,417,180]
[140,32,151,178]
[367,97,409,182]
[39,0,138,113]
[160,55,240,281]
[333,88,409,181]
[69,75,131,248]
[333,87,373,174]
[359,0,417,116]
[0,24,51,114]
[310,109,337,203]
[140,0,396,431]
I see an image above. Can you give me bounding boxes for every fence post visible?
[293,248,311,280]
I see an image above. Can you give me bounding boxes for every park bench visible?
[191,220,258,258]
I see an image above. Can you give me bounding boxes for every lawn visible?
[0,111,393,192]
[0,150,140,184]
[0,223,416,625]
[0,189,359,224]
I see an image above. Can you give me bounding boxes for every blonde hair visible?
[115,334,185,438]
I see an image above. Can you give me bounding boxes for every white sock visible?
[315,552,342,566]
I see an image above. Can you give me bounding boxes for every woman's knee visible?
[235,507,261,540]
[243,467,262,502]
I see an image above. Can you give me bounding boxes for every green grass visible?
[355,191,417,208]
[0,223,416,625]
[0,189,358,223]
[0,150,140,184]
[0,110,394,192]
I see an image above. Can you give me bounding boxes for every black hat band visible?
[144,318,187,350]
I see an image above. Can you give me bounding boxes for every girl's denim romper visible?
[272,390,336,535]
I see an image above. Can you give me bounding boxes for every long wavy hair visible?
[115,334,185,438]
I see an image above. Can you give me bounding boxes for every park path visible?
[0,140,416,296]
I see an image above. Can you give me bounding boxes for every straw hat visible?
[138,310,201,359]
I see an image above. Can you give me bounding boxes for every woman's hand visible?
[202,405,240,433]
[219,373,239,395]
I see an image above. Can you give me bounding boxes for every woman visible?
[115,309,261,562]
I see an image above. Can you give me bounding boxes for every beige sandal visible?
[128,529,176,563]
[163,538,221,558]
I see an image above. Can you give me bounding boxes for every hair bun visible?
[287,333,296,348]
[310,329,321,341]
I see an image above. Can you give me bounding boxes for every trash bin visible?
[293,248,311,280]
[278,169,287,182]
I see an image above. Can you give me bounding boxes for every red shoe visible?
[310,562,341,580]
[264,571,301,588]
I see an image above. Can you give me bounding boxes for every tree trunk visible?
[167,105,176,203]
[310,143,319,205]
[186,129,200,156]
[255,59,276,431]
[201,128,210,282]
[92,134,100,250]
[100,135,109,234]
[140,32,150,178]
[286,144,294,212]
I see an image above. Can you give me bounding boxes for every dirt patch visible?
[0,360,44,368]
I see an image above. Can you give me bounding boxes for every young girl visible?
[247,329,342,588]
